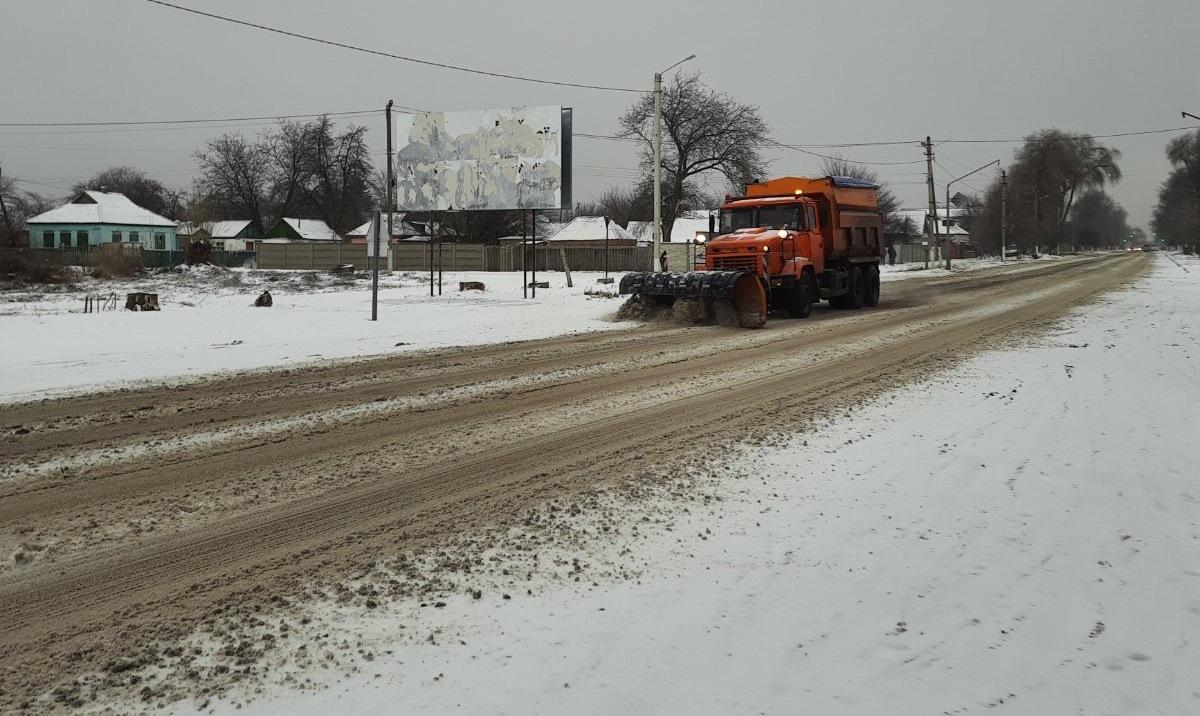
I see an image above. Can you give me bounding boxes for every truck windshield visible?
[719,205,800,233]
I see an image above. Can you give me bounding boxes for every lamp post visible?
[1183,111,1200,122]
[944,159,999,270]
[653,54,696,272]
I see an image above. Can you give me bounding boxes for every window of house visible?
[76,230,89,248]
[154,233,166,250]
[112,230,123,243]
[42,231,54,248]
[59,231,71,247]
[129,231,140,244]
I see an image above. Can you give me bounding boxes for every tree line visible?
[6,73,1169,253]
[1152,129,1200,253]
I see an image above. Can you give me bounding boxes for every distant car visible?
[1142,244,1159,252]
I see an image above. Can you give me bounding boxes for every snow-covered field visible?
[0,268,631,403]
[180,254,1198,715]
[0,256,1073,404]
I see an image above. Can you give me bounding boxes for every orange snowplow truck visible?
[620,176,884,327]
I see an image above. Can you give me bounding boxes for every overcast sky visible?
[2,0,1196,230]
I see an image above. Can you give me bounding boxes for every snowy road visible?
[0,253,1173,713]
[189,253,1196,716]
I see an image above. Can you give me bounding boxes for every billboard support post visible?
[437,212,443,296]
[429,213,435,297]
[522,210,528,299]
[531,209,537,298]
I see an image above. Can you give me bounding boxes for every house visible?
[891,207,979,261]
[627,210,716,243]
[262,217,343,244]
[205,220,264,252]
[26,190,178,251]
[538,216,639,247]
[176,223,211,250]
[345,213,428,245]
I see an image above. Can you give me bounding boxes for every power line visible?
[767,140,926,166]
[142,0,644,94]
[0,108,381,128]
[940,125,1199,144]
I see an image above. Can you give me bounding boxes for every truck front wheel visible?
[789,271,815,318]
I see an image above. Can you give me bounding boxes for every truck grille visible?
[710,254,758,271]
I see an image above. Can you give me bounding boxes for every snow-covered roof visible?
[28,191,176,227]
[206,220,254,239]
[627,215,713,243]
[539,222,567,240]
[546,216,637,243]
[279,217,341,242]
[347,213,425,238]
[894,208,970,237]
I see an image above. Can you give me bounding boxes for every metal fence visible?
[254,242,369,270]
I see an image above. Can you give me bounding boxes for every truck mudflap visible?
[618,270,767,328]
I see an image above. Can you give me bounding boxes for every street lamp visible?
[944,159,999,270]
[653,53,696,272]
[1182,111,1200,122]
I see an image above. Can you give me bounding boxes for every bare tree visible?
[1069,189,1129,249]
[1,174,54,247]
[194,134,271,228]
[819,156,904,234]
[1009,130,1121,251]
[1162,129,1200,253]
[302,117,374,233]
[574,181,654,227]
[264,120,317,221]
[620,72,770,241]
[73,166,182,217]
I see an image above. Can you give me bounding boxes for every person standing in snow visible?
[887,243,897,266]
[660,250,669,272]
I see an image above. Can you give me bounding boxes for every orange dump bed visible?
[744,176,879,212]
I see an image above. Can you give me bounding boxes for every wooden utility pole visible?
[372,101,393,321]
[923,137,939,270]
[999,169,1008,261]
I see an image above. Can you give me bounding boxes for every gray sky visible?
[2,0,1196,230]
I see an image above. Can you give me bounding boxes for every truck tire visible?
[843,266,866,309]
[789,271,815,318]
[864,265,880,307]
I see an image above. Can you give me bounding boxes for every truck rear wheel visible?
[864,265,880,307]
[789,272,815,318]
[841,266,866,309]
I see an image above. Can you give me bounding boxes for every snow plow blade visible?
[619,270,767,328]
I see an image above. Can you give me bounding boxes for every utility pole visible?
[652,54,695,273]
[923,137,939,270]
[652,71,663,272]
[372,101,393,321]
[999,169,1008,261]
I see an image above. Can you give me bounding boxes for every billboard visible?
[394,105,571,212]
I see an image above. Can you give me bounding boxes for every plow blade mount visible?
[619,270,767,328]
